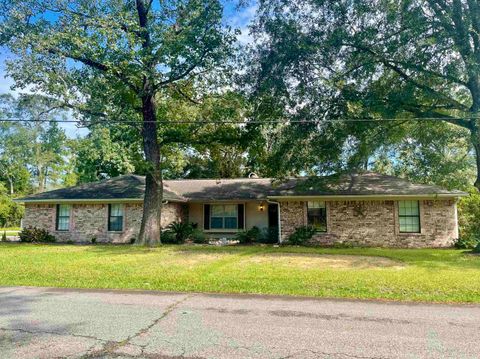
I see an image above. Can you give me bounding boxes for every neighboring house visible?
[16,172,467,247]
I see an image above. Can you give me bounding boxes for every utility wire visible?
[0,116,479,125]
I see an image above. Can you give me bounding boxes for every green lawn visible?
[0,243,479,303]
[0,227,20,236]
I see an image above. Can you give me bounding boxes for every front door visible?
[268,203,279,228]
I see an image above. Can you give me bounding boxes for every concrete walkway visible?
[0,286,479,358]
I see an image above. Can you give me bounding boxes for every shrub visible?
[167,221,193,244]
[161,230,178,244]
[457,189,480,249]
[1,231,6,242]
[19,227,56,243]
[258,227,279,244]
[236,226,262,244]
[91,237,97,244]
[473,242,480,254]
[191,229,208,244]
[454,236,479,249]
[287,226,316,245]
[0,188,24,228]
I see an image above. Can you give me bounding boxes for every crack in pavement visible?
[83,294,195,358]
[0,326,109,344]
[278,349,388,359]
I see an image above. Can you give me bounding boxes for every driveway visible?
[0,287,479,358]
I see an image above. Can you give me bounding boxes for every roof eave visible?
[15,198,188,204]
[267,193,468,200]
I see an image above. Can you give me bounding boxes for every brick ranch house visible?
[17,172,467,247]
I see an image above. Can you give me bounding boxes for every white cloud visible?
[227,2,258,45]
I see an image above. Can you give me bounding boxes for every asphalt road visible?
[1,287,479,359]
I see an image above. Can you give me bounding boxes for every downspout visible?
[267,199,282,244]
[454,198,459,239]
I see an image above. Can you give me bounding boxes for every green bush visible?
[19,227,56,243]
[287,226,316,245]
[457,189,480,249]
[236,226,262,244]
[1,231,6,242]
[454,236,479,249]
[167,221,193,244]
[0,189,24,228]
[473,242,480,254]
[191,229,208,244]
[258,227,279,244]
[161,230,179,244]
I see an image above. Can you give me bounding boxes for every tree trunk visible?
[470,121,480,190]
[136,93,163,246]
[7,175,13,195]
[37,165,45,193]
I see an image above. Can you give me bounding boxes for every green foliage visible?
[236,226,262,244]
[0,95,71,193]
[1,231,6,242]
[472,243,480,254]
[258,227,279,244]
[0,184,24,228]
[249,0,480,186]
[160,230,178,244]
[75,127,137,183]
[19,227,56,243]
[287,226,316,245]
[191,229,208,244]
[457,190,480,249]
[166,222,194,244]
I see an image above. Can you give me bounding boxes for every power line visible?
[0,116,478,126]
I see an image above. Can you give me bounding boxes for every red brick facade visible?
[279,199,458,248]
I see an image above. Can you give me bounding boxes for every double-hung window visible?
[56,204,71,231]
[307,201,327,232]
[210,204,238,230]
[398,200,420,233]
[108,204,124,232]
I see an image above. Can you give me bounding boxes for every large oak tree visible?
[0,0,234,244]
[250,0,480,187]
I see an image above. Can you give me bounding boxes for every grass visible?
[0,243,479,303]
[0,227,20,236]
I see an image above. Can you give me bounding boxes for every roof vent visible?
[248,172,259,179]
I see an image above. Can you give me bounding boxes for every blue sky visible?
[0,0,257,138]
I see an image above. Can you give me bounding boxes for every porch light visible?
[259,203,265,212]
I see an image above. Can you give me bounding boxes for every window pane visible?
[307,202,327,232]
[399,200,420,233]
[110,204,123,216]
[58,204,70,216]
[211,217,223,229]
[223,205,237,217]
[109,216,123,231]
[211,205,224,216]
[224,217,238,229]
[57,217,69,231]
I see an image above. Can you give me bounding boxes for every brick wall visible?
[22,202,185,243]
[279,199,458,248]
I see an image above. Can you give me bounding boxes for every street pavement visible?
[0,286,479,358]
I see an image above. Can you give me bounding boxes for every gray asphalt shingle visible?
[17,172,466,203]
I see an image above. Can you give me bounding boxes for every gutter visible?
[15,198,187,204]
[266,193,468,201]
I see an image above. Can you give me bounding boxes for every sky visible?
[0,0,257,138]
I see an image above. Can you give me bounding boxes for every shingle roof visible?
[17,175,186,202]
[17,172,466,203]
